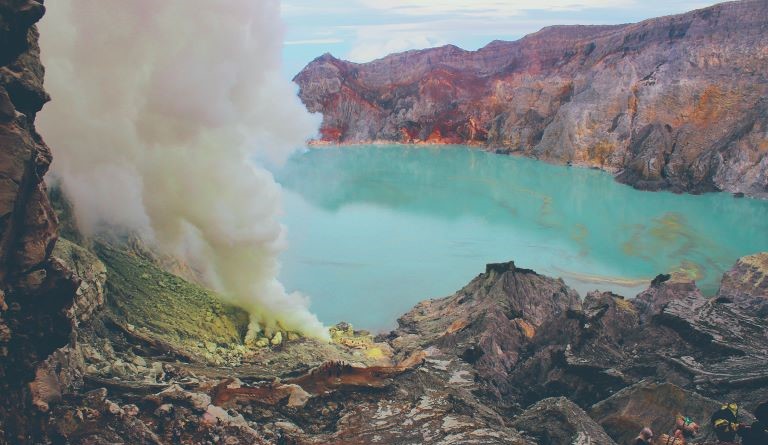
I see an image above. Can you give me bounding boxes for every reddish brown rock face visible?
[295,0,768,196]
[0,2,80,444]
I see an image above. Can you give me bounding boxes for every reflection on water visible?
[569,224,589,257]
[551,266,651,287]
[670,260,705,281]
[273,145,768,330]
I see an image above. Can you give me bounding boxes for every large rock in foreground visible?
[589,381,725,445]
[390,261,580,404]
[388,253,768,418]
[513,397,617,445]
[295,0,768,196]
[717,252,768,317]
[0,2,81,443]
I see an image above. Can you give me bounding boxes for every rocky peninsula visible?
[294,0,768,197]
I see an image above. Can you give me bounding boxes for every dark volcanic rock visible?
[512,397,617,445]
[498,269,768,411]
[295,0,768,196]
[633,274,702,323]
[388,254,768,420]
[655,288,768,408]
[717,252,768,317]
[504,291,649,407]
[0,2,82,444]
[589,381,725,444]
[390,260,581,404]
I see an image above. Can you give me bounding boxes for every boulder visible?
[391,261,581,401]
[52,238,107,323]
[717,253,768,318]
[633,275,702,323]
[512,397,617,445]
[589,381,724,444]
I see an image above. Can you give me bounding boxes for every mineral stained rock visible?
[0,1,82,443]
[295,0,768,196]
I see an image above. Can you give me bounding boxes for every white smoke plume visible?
[37,1,328,339]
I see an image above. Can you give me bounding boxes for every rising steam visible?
[37,1,328,339]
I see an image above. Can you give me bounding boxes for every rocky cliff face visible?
[0,2,83,443]
[390,259,768,412]
[295,0,768,196]
[717,252,768,316]
[389,261,581,408]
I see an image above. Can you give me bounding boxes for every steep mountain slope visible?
[295,0,768,196]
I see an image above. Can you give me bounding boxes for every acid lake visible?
[274,145,768,331]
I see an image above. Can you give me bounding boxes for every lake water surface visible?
[274,145,768,331]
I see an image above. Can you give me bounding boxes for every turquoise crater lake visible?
[274,145,768,331]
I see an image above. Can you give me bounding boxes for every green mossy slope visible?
[94,243,250,357]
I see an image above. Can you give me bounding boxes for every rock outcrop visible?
[0,2,83,443]
[589,381,730,444]
[504,275,768,410]
[513,397,617,445]
[717,252,768,317]
[294,0,768,196]
[389,261,581,407]
[385,254,768,442]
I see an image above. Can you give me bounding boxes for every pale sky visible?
[281,0,721,77]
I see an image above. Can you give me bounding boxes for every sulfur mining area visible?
[1,1,767,445]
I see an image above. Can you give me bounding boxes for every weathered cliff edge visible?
[295,0,768,197]
[0,1,84,444]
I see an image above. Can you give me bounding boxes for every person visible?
[740,401,768,445]
[655,414,698,445]
[633,427,653,445]
[711,402,742,443]
[656,430,684,445]
[674,414,700,440]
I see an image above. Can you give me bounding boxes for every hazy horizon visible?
[281,0,722,77]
